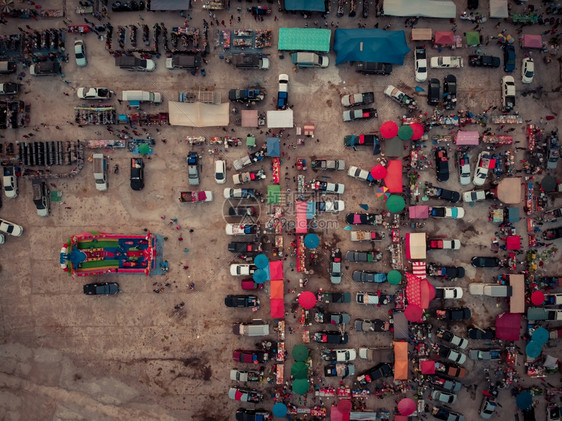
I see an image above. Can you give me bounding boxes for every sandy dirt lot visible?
[0,0,561,420]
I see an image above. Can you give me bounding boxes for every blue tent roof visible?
[334,29,411,65]
[284,0,326,12]
[266,137,280,157]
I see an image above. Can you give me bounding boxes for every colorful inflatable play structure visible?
[60,231,157,276]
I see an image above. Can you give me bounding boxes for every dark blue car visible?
[503,45,515,72]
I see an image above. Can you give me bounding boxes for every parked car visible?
[522,57,534,83]
[547,131,560,170]
[428,78,441,105]
[187,152,199,186]
[473,151,492,186]
[345,213,379,225]
[469,349,502,360]
[130,158,144,190]
[313,331,349,344]
[428,264,465,280]
[0,218,23,236]
[356,292,392,305]
[83,282,119,295]
[469,283,511,297]
[0,82,20,95]
[314,181,345,194]
[480,397,498,419]
[228,88,265,103]
[2,166,18,198]
[225,224,258,236]
[355,62,393,75]
[356,363,393,385]
[431,406,465,421]
[546,403,561,421]
[467,327,495,340]
[315,311,351,325]
[347,166,373,182]
[543,226,562,240]
[324,363,355,378]
[443,74,457,109]
[232,349,269,364]
[74,40,87,67]
[414,46,428,82]
[228,206,257,217]
[341,91,374,107]
[428,376,462,393]
[463,189,488,203]
[235,409,271,421]
[230,369,261,382]
[436,307,471,321]
[471,256,500,268]
[32,180,50,217]
[436,328,468,349]
[468,54,501,68]
[352,271,386,283]
[344,134,381,154]
[241,278,264,291]
[435,147,449,182]
[224,295,259,308]
[329,249,342,284]
[228,241,260,254]
[321,349,357,362]
[503,44,516,72]
[316,200,345,213]
[431,390,457,404]
[458,153,471,185]
[223,188,256,199]
[230,264,257,276]
[317,291,351,303]
[430,56,464,68]
[437,345,467,364]
[430,207,465,219]
[501,75,516,111]
[434,287,464,300]
[345,250,382,263]
[354,319,390,332]
[77,87,113,100]
[427,239,461,250]
[342,108,377,122]
[384,85,417,110]
[228,387,263,403]
[215,160,226,184]
[312,159,345,171]
[434,361,467,379]
[426,186,460,203]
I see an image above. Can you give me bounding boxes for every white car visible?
[324,182,345,194]
[74,40,87,67]
[347,166,371,182]
[215,160,226,184]
[501,75,516,111]
[0,234,4,244]
[473,152,492,186]
[0,218,23,237]
[522,57,534,84]
[435,287,464,300]
[2,166,18,198]
[414,47,428,82]
[324,349,357,362]
[317,200,345,213]
[230,264,256,276]
[77,87,114,100]
[463,190,487,203]
[458,154,471,186]
[445,207,465,218]
[430,56,464,69]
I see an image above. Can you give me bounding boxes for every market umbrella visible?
[304,233,320,249]
[291,362,309,379]
[387,270,402,285]
[138,143,151,155]
[370,164,387,180]
[532,327,549,345]
[541,175,557,192]
[525,341,542,359]
[298,291,317,309]
[253,269,267,284]
[292,344,309,362]
[380,121,399,139]
[254,254,269,269]
[376,186,390,200]
[410,123,424,140]
[386,195,405,213]
[292,379,310,395]
[398,125,413,140]
[272,403,288,417]
[516,390,533,410]
[404,304,423,322]
[531,290,545,306]
[398,398,417,416]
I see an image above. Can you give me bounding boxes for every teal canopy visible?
[334,29,411,65]
[278,28,331,52]
[284,0,326,12]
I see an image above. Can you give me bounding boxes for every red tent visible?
[330,400,351,421]
[434,31,455,46]
[270,280,285,318]
[506,235,521,250]
[420,360,436,374]
[495,312,522,341]
[269,260,284,280]
[405,272,435,309]
[398,398,417,416]
[408,205,429,219]
[410,123,424,140]
[384,160,403,193]
[522,34,543,49]
[371,165,387,180]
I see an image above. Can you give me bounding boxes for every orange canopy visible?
[393,341,409,380]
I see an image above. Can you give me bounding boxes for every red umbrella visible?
[531,290,545,306]
[410,123,424,140]
[298,291,317,309]
[380,121,399,139]
[398,398,417,416]
[405,304,423,322]
[370,164,387,180]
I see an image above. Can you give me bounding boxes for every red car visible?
[241,278,264,290]
[233,350,269,364]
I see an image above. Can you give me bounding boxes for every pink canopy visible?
[506,236,521,250]
[410,123,424,140]
[269,260,284,280]
[531,290,545,306]
[408,205,429,219]
[330,400,351,421]
[380,121,399,139]
[371,165,387,180]
[455,130,479,146]
[398,398,417,416]
[495,312,522,341]
[523,34,543,49]
[420,360,436,374]
[295,201,308,234]
[298,291,317,309]
[405,304,423,322]
[434,31,455,46]
[405,272,435,309]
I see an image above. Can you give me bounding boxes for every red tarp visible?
[455,130,479,145]
[330,400,351,421]
[269,260,284,281]
[295,201,308,234]
[523,34,543,49]
[506,235,521,250]
[408,205,429,219]
[434,31,455,46]
[420,360,436,374]
[384,160,403,193]
[495,312,522,341]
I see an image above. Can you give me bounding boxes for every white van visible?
[232,320,270,337]
[122,90,162,104]
[92,154,108,191]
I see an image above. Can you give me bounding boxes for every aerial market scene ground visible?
[1,0,562,419]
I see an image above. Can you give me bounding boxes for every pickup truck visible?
[359,347,394,362]
[342,108,377,122]
[427,264,465,280]
[232,170,266,185]
[468,54,500,68]
[310,181,345,194]
[317,291,351,304]
[2,166,18,198]
[277,74,289,109]
[356,291,392,305]
[384,85,417,110]
[233,155,252,171]
[178,191,213,203]
[344,134,381,155]
[341,92,375,107]
[425,186,460,203]
[355,62,393,75]
[430,56,464,69]
[350,231,384,241]
[0,82,20,95]
[228,88,265,104]
[543,226,562,240]
[187,152,199,186]
[542,207,562,223]
[225,224,259,236]
[311,159,345,171]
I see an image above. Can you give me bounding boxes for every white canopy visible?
[168,101,229,127]
[383,0,456,18]
[490,0,509,18]
[266,109,294,128]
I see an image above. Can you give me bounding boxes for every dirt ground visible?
[1,0,562,420]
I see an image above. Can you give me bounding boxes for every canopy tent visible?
[330,400,352,421]
[510,274,525,313]
[497,177,522,204]
[246,136,256,147]
[304,233,319,249]
[292,344,309,361]
[398,398,417,416]
[522,34,543,49]
[298,291,317,309]
[278,28,331,52]
[434,31,455,46]
[241,110,258,127]
[465,31,481,46]
[291,362,308,379]
[506,235,521,250]
[495,312,522,341]
[380,121,399,139]
[398,125,413,140]
[405,232,426,259]
[384,160,403,193]
[531,290,545,306]
[420,360,436,375]
[405,272,435,309]
[393,311,408,339]
[383,0,456,18]
[266,137,280,157]
[411,261,427,280]
[168,101,229,127]
[306,202,316,219]
[150,0,190,9]
[267,110,293,128]
[411,28,432,41]
[334,29,411,65]
[525,341,542,359]
[371,165,387,179]
[508,207,520,223]
[385,138,404,157]
[393,341,408,380]
[455,130,479,145]
[292,379,309,395]
[405,304,423,322]
[268,185,281,204]
[284,0,326,12]
[270,279,285,318]
[269,260,283,281]
[408,205,429,219]
[541,175,557,192]
[410,123,425,140]
[295,201,308,234]
[490,0,509,18]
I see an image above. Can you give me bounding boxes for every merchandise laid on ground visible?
[0,0,561,420]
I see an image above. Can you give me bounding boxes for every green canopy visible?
[291,362,309,379]
[465,31,481,46]
[386,195,405,213]
[138,143,151,155]
[278,28,331,52]
[398,125,413,140]
[292,378,310,395]
[291,344,309,362]
[387,270,402,285]
[246,136,256,147]
[268,185,281,204]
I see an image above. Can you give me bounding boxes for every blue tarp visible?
[334,29,411,65]
[266,137,280,157]
[284,0,326,12]
[306,202,316,219]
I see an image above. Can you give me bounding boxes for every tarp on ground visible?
[523,34,543,49]
[383,0,456,18]
[508,207,520,222]
[455,130,480,145]
[393,311,409,340]
[497,177,522,204]
[405,232,426,260]
[393,341,409,380]
[306,202,316,219]
[334,29,411,65]
[295,201,308,234]
[270,279,285,318]
[168,101,229,127]
[241,110,258,127]
[284,0,326,12]
[465,31,481,46]
[510,274,525,313]
[150,0,190,10]
[385,137,404,157]
[268,185,281,204]
[267,109,294,128]
[269,260,284,281]
[434,31,455,46]
[496,312,522,341]
[384,160,403,193]
[278,28,331,52]
[266,137,280,157]
[490,0,509,18]
[409,205,429,219]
